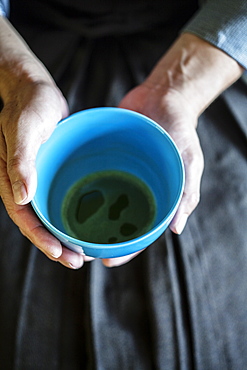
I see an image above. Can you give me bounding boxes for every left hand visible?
[102,81,204,267]
[102,32,243,267]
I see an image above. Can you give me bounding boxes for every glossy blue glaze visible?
[31,107,184,258]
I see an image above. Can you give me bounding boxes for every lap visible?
[0,26,246,369]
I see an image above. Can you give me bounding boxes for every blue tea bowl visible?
[31,107,184,258]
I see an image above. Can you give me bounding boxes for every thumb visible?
[5,109,55,205]
[7,134,39,205]
[9,164,37,206]
[2,84,68,205]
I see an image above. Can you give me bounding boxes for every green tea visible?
[61,170,156,244]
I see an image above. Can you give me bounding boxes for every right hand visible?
[0,17,93,269]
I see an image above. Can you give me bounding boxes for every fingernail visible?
[12,181,28,205]
[175,214,188,234]
[67,262,82,270]
[50,251,62,259]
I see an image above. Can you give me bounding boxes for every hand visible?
[0,80,92,268]
[0,17,93,269]
[102,83,203,267]
[119,82,204,235]
[102,33,243,267]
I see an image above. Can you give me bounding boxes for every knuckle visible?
[187,191,200,211]
[183,140,204,171]
[7,155,35,178]
[188,149,204,170]
[7,156,25,181]
[7,156,23,171]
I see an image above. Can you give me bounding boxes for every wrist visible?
[145,33,243,118]
[0,17,54,101]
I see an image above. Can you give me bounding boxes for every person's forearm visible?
[0,16,55,100]
[144,33,244,120]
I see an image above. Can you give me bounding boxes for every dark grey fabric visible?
[9,0,198,37]
[0,1,246,369]
[182,0,247,69]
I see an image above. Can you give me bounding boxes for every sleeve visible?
[182,0,247,70]
[0,0,9,16]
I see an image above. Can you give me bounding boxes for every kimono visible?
[0,0,247,368]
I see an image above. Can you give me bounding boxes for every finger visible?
[3,110,52,205]
[83,255,95,262]
[11,202,63,256]
[12,201,85,268]
[0,165,83,270]
[102,250,144,268]
[170,134,204,234]
[56,246,84,269]
[58,253,94,269]
[17,207,85,269]
[10,202,84,269]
